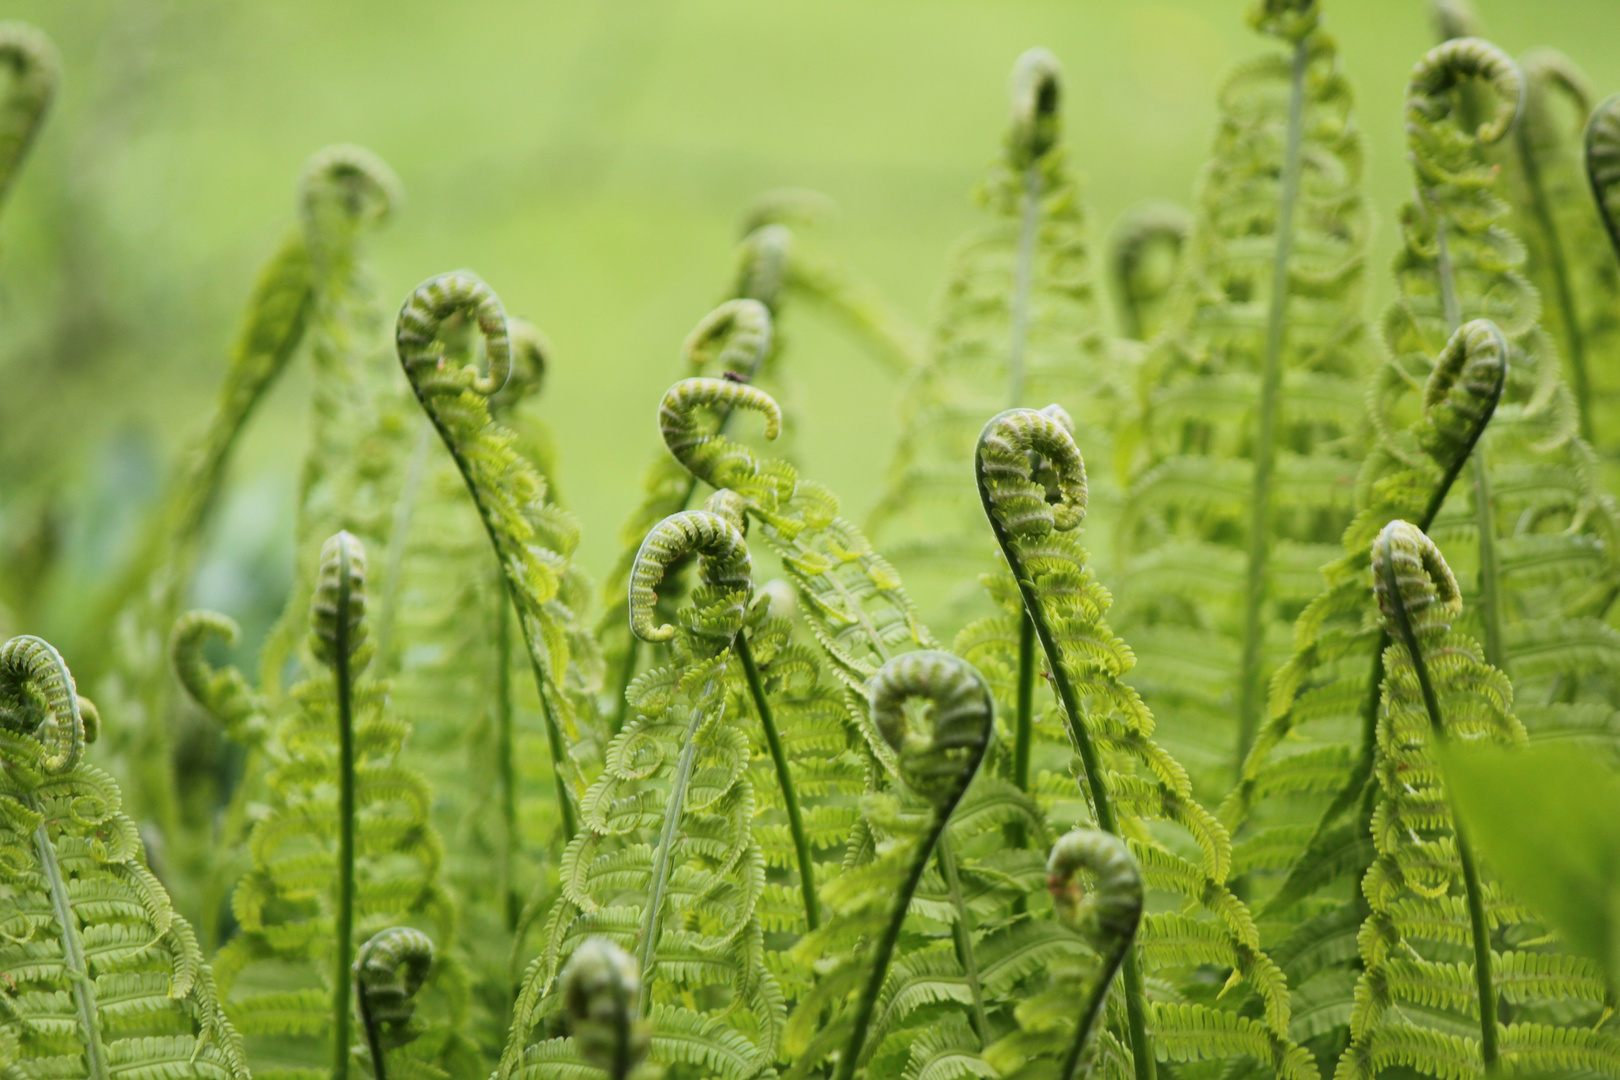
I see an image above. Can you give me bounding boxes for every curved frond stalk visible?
[1047,830,1144,1080]
[170,611,269,748]
[0,635,250,1080]
[312,532,369,1080]
[835,651,994,1080]
[871,46,1120,636]
[1589,93,1620,258]
[0,22,57,205]
[1107,201,1190,341]
[1114,0,1372,797]
[971,406,1315,1080]
[355,927,434,1080]
[396,271,585,840]
[560,938,650,1080]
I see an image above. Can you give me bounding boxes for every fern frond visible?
[0,22,57,205]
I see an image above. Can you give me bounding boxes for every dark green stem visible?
[333,542,357,1080]
[735,632,819,930]
[357,981,388,1080]
[1471,451,1506,669]
[1377,535,1500,1073]
[1060,923,1132,1080]
[34,808,109,1080]
[1014,614,1035,793]
[937,835,989,1045]
[1237,37,1309,776]
[497,595,519,932]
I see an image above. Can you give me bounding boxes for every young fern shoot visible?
[0,22,56,207]
[560,938,650,1080]
[354,927,435,1080]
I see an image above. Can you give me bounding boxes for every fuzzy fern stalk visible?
[312,532,369,1080]
[1115,0,1371,795]
[1107,201,1190,342]
[0,634,251,1080]
[397,271,593,841]
[560,938,650,1080]
[0,22,56,206]
[871,47,1120,634]
[354,927,434,1080]
[834,650,994,1080]
[1046,830,1144,1080]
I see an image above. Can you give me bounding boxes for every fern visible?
[201,533,468,1080]
[555,937,649,1080]
[871,47,1120,634]
[1106,201,1190,343]
[0,633,250,1080]
[969,406,1316,1080]
[1336,521,1620,1078]
[0,22,54,207]
[354,927,435,1080]
[1114,0,1373,795]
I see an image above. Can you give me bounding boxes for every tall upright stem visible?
[496,596,519,932]
[1014,614,1036,794]
[34,809,109,1080]
[735,632,819,930]
[1378,538,1500,1073]
[332,543,357,1080]
[1237,37,1309,774]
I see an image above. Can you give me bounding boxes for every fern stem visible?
[735,632,819,929]
[937,834,990,1046]
[496,594,519,933]
[1471,451,1506,669]
[1236,37,1309,774]
[1376,532,1500,1072]
[833,809,950,1080]
[333,540,358,1080]
[1515,117,1593,442]
[1014,613,1035,793]
[375,416,432,670]
[357,981,388,1080]
[977,456,1155,1080]
[33,812,109,1080]
[1007,162,1043,407]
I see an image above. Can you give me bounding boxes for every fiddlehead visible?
[834,651,993,1080]
[0,634,86,775]
[1406,37,1522,155]
[299,143,402,283]
[1588,93,1620,259]
[560,938,650,1080]
[355,927,435,1080]
[1047,830,1145,1080]
[169,611,269,747]
[398,271,513,397]
[657,376,786,504]
[0,22,57,205]
[1107,201,1190,341]
[627,511,751,644]
[1007,47,1061,169]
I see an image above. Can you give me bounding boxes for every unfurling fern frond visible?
[502,498,783,1080]
[1115,0,1373,796]
[559,938,650,1080]
[210,533,467,1080]
[1107,201,1191,343]
[871,47,1122,635]
[355,927,434,1080]
[968,407,1314,1080]
[1590,93,1620,261]
[0,634,250,1080]
[397,271,597,841]
[0,22,56,206]
[1335,522,1620,1079]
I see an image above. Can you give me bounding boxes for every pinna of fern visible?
[871,46,1122,636]
[966,406,1315,1080]
[0,634,251,1080]
[1113,0,1372,798]
[501,497,783,1080]
[1334,520,1620,1080]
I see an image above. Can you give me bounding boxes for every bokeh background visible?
[4,0,1619,658]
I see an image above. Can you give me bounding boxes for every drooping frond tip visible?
[299,143,403,233]
[0,22,59,202]
[1247,0,1319,43]
[1373,521,1462,642]
[1407,37,1523,147]
[658,376,783,488]
[628,510,751,642]
[1008,47,1062,166]
[354,927,435,1036]
[171,610,268,746]
[869,650,994,808]
[0,634,85,774]
[311,530,371,672]
[561,937,651,1080]
[396,270,512,396]
[1047,829,1144,941]
[976,405,1088,537]
[1586,93,1620,257]
[682,297,773,377]
[1420,318,1506,466]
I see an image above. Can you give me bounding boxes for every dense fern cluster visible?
[7,3,1620,1080]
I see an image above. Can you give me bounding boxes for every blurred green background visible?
[4,0,1619,654]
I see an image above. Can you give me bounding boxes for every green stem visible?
[1236,37,1309,775]
[1060,923,1133,1080]
[735,632,819,930]
[976,474,1155,1080]
[1471,450,1506,669]
[1377,536,1500,1073]
[1014,614,1035,793]
[833,808,952,1080]
[333,541,357,1080]
[357,981,388,1080]
[34,810,109,1080]
[937,834,989,1046]
[1008,163,1043,407]
[497,595,519,933]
